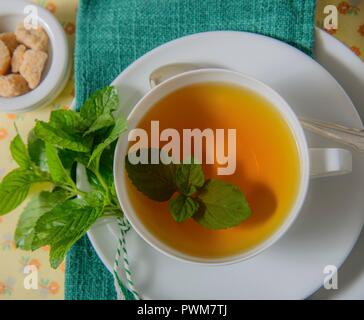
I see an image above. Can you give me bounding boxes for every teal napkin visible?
[65,0,316,300]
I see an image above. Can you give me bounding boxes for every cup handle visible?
[309,148,352,178]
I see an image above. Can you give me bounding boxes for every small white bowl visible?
[0,0,70,113]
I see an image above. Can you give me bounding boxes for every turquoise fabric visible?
[65,0,316,300]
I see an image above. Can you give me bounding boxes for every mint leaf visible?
[88,115,127,171]
[15,190,69,250]
[125,149,177,201]
[83,112,115,136]
[34,120,91,152]
[28,130,48,171]
[98,143,116,183]
[80,86,119,127]
[195,179,251,230]
[84,190,105,208]
[32,192,104,248]
[169,194,199,222]
[45,143,75,187]
[58,149,89,169]
[50,109,88,134]
[10,134,31,168]
[0,169,48,215]
[87,143,115,193]
[32,194,104,268]
[176,160,204,195]
[49,245,68,269]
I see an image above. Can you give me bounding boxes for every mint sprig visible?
[125,150,252,229]
[0,86,127,268]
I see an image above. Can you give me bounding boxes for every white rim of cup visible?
[0,0,70,112]
[114,68,310,266]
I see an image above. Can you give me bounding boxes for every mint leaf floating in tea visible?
[125,148,177,201]
[195,179,251,230]
[125,148,252,229]
[175,158,204,196]
[169,194,199,222]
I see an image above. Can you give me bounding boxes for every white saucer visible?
[79,29,364,299]
[311,29,364,300]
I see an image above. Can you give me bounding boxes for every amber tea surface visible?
[125,83,301,258]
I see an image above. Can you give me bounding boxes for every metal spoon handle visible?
[300,117,364,152]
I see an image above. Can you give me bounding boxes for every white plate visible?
[311,29,364,300]
[78,29,364,299]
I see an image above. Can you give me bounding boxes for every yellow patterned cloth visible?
[0,0,76,300]
[0,0,363,300]
[317,0,364,57]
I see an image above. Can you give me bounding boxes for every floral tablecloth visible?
[0,0,363,300]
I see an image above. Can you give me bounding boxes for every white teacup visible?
[114,69,352,265]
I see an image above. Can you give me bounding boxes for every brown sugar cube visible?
[0,40,11,75]
[15,23,49,52]
[0,74,30,97]
[19,49,48,89]
[0,33,18,54]
[11,45,26,73]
